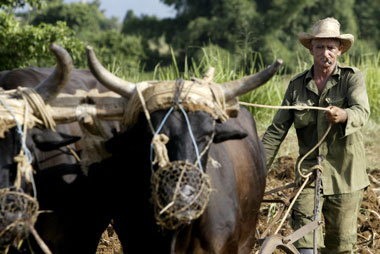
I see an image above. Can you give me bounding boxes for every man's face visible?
[309,38,343,69]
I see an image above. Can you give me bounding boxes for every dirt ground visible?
[95,122,380,254]
[252,156,380,254]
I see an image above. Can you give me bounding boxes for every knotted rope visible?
[152,134,170,168]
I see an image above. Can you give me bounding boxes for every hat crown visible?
[312,17,341,37]
[298,17,354,53]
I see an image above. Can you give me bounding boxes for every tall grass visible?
[117,45,380,124]
[341,52,380,122]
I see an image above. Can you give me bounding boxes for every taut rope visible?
[239,101,330,112]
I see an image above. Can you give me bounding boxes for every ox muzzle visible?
[0,188,39,250]
[149,100,214,230]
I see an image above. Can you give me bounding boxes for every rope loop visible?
[306,164,324,175]
[16,87,56,131]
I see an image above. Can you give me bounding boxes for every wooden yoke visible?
[50,89,127,124]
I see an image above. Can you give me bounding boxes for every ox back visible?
[89,106,266,254]
[0,67,112,253]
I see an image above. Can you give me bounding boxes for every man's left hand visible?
[325,106,348,123]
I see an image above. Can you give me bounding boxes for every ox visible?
[0,45,111,253]
[83,46,282,253]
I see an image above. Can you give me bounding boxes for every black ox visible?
[83,46,282,254]
[0,45,111,253]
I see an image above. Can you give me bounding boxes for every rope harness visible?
[0,88,55,253]
[133,79,227,230]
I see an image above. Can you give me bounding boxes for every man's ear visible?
[337,46,343,56]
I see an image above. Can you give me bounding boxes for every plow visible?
[257,156,324,254]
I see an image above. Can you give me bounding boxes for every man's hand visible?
[325,106,348,123]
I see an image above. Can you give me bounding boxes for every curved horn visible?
[221,59,283,101]
[86,46,136,99]
[34,44,73,102]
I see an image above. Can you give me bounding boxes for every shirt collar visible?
[304,62,341,88]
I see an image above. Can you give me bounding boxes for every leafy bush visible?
[0,12,85,70]
[87,29,147,77]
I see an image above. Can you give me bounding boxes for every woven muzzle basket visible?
[0,189,39,249]
[151,160,211,230]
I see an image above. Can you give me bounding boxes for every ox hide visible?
[0,67,113,174]
[0,127,107,254]
[87,105,266,254]
[1,126,111,254]
[83,46,280,253]
[0,66,115,252]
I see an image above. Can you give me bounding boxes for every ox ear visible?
[31,129,80,151]
[213,121,248,143]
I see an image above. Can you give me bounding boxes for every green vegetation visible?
[141,47,380,124]
[1,0,380,123]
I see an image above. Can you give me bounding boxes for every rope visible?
[271,124,330,234]
[17,87,56,131]
[178,105,205,172]
[66,145,81,162]
[198,121,215,160]
[241,101,332,235]
[152,134,170,168]
[296,123,331,178]
[0,87,56,196]
[136,84,155,134]
[274,174,311,234]
[142,80,216,173]
[150,106,174,171]
[0,97,33,163]
[239,101,330,112]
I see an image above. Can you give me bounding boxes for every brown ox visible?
[82,46,282,254]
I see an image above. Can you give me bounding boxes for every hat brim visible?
[298,32,354,54]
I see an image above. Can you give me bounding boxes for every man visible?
[262,17,370,253]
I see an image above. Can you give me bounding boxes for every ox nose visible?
[0,211,29,248]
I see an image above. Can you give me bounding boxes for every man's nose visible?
[322,48,330,57]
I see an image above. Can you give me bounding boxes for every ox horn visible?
[86,46,136,99]
[34,43,73,102]
[221,59,283,101]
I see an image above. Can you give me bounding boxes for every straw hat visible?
[298,17,354,53]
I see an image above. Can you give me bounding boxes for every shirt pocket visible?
[293,100,316,129]
[325,97,346,108]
